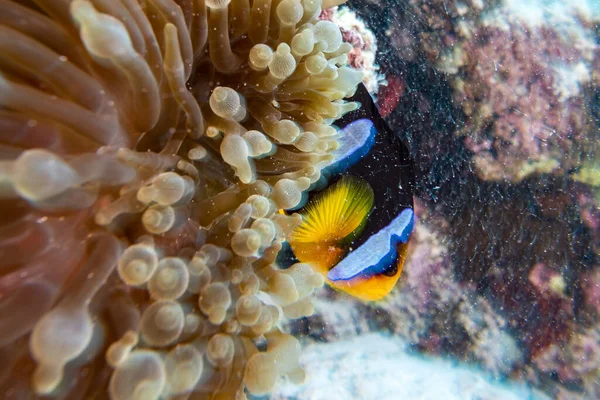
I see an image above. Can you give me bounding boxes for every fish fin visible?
[330,242,409,301]
[291,175,374,245]
[288,176,373,275]
[288,241,346,276]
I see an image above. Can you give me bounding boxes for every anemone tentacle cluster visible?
[0,0,362,398]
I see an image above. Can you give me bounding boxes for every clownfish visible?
[281,83,415,301]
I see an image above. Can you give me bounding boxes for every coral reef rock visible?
[383,0,599,183]
[320,6,384,95]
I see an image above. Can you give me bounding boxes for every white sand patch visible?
[271,333,551,400]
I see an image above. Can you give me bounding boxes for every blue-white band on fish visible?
[325,118,377,174]
[295,118,377,208]
[327,208,415,281]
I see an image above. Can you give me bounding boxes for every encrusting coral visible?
[319,6,384,95]
[0,0,361,398]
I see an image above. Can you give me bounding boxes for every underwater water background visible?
[0,0,598,399]
[276,0,600,399]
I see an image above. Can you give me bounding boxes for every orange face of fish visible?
[324,242,409,301]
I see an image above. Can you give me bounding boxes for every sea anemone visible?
[0,0,361,398]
